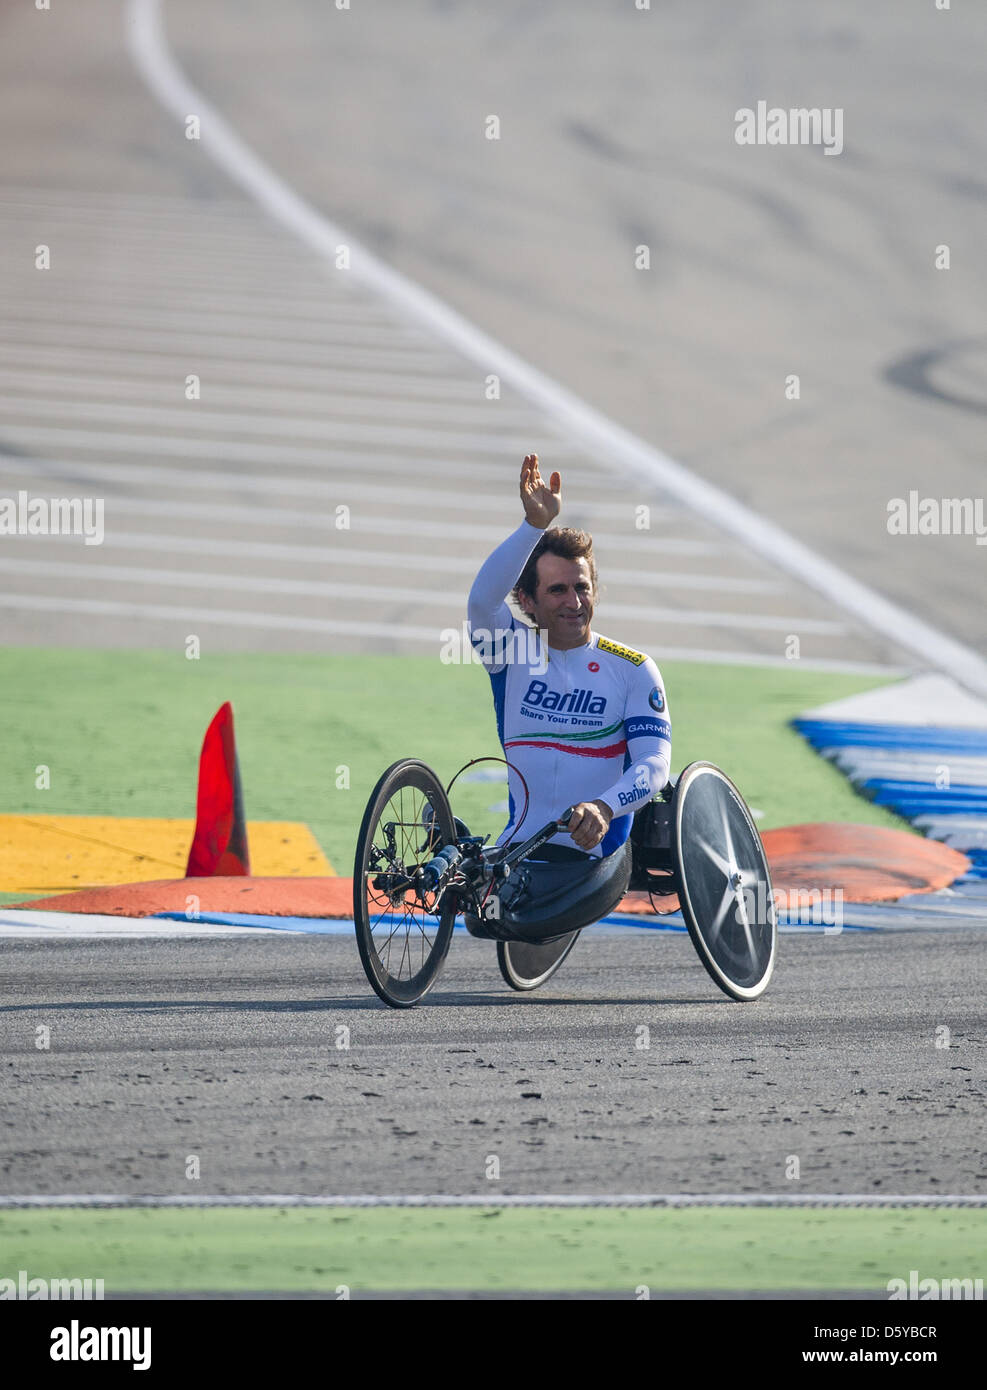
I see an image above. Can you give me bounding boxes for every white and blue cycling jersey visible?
[468,519,672,858]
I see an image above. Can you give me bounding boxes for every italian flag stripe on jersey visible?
[504,718,624,745]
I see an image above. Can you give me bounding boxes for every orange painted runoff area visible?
[759,821,968,907]
[616,823,970,915]
[7,824,969,919]
[0,814,333,895]
[16,876,353,918]
[617,822,973,911]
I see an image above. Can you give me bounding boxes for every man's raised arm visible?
[467,455,561,666]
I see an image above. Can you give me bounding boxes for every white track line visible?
[0,595,901,672]
[0,375,540,427]
[0,345,496,396]
[0,327,453,368]
[0,184,251,210]
[1,427,525,470]
[0,397,539,452]
[0,1193,982,1208]
[0,197,263,221]
[0,913,270,938]
[0,594,443,640]
[1,459,674,521]
[3,282,414,320]
[72,532,788,593]
[0,558,841,632]
[0,431,591,476]
[7,304,433,342]
[127,0,987,696]
[0,495,720,551]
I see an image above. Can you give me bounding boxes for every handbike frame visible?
[408,806,577,931]
[356,756,774,1005]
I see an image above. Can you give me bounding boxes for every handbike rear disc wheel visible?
[353,758,457,1008]
[497,931,581,992]
[673,762,776,1001]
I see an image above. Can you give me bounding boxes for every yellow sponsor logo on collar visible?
[596,636,647,666]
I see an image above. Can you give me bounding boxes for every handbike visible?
[352,757,776,1009]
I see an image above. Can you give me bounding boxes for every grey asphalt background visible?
[168,0,987,651]
[2,930,984,1196]
[0,0,984,1205]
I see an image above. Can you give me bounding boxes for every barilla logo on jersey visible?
[596,636,647,666]
[522,680,607,715]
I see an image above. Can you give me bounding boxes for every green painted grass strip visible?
[1,1207,982,1293]
[0,648,907,878]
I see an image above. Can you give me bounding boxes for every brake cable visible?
[445,755,532,917]
[445,755,531,849]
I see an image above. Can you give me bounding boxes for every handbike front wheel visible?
[673,761,776,1001]
[353,758,457,1008]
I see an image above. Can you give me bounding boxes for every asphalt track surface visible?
[0,1,985,1219]
[163,0,987,657]
[1,0,984,676]
[2,929,985,1196]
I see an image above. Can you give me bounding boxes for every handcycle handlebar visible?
[419,807,575,896]
[494,806,575,872]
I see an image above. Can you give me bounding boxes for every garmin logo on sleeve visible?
[522,680,607,714]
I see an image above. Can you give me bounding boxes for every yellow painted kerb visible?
[0,815,334,894]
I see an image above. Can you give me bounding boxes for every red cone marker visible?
[185,701,250,877]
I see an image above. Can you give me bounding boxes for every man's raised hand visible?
[520,454,561,530]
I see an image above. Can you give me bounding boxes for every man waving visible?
[468,455,672,857]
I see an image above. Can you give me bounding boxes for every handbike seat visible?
[464,839,632,944]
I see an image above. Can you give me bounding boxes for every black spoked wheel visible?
[673,762,776,1001]
[353,759,458,1008]
[497,932,581,992]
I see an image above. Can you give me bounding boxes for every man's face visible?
[519,552,596,650]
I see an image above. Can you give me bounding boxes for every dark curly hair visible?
[512,527,598,621]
